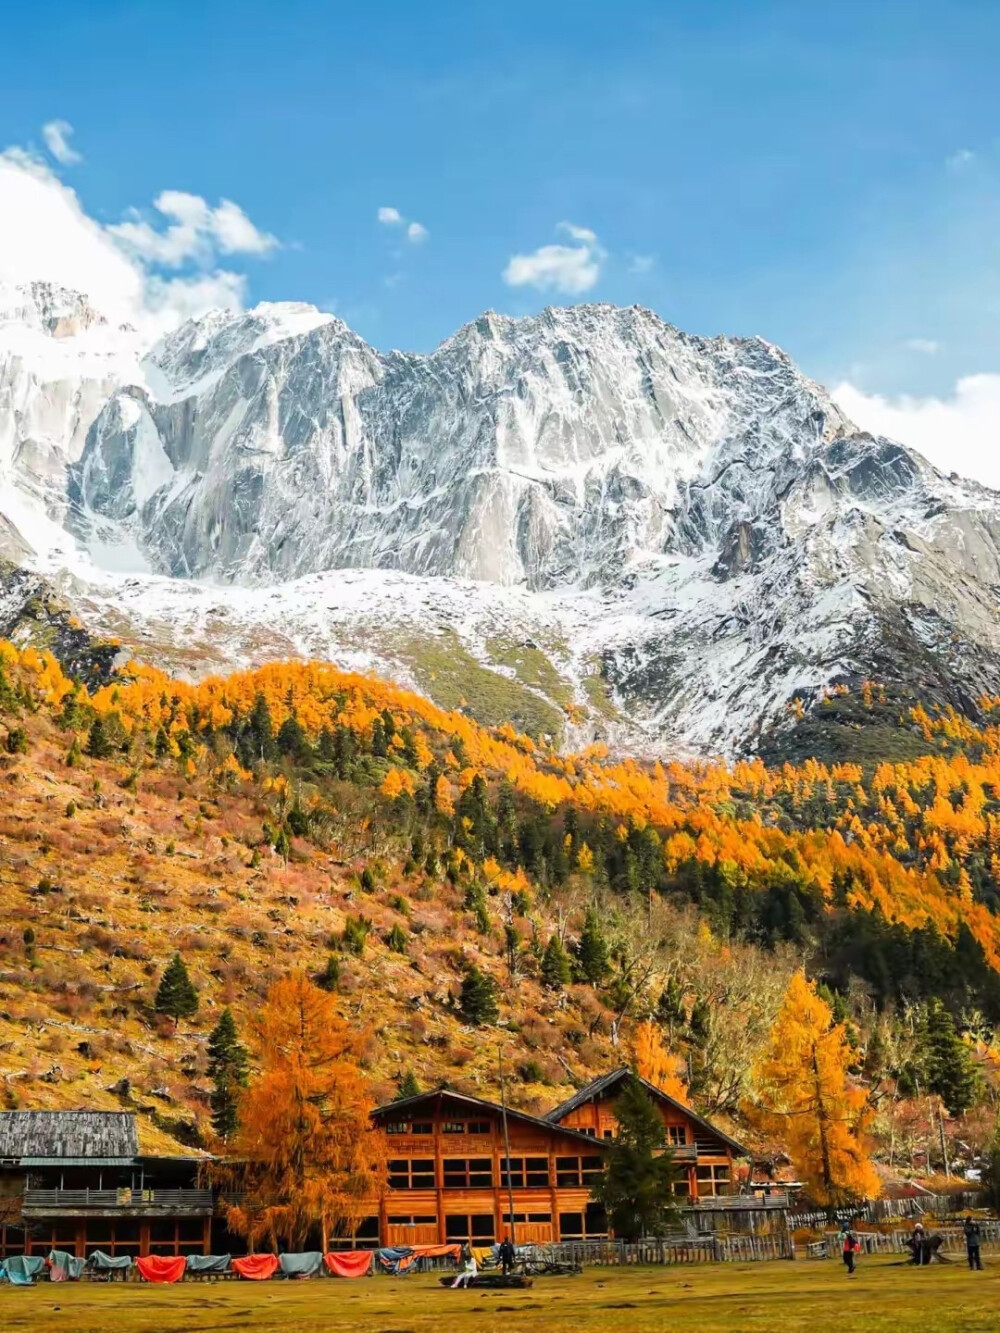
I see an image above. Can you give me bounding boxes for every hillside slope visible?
[2,644,1000,1163]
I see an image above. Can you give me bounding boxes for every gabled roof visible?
[372,1088,612,1150]
[544,1068,749,1156]
[0,1111,138,1163]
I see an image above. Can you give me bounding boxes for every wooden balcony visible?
[22,1187,214,1218]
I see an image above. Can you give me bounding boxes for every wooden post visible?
[938,1102,950,1179]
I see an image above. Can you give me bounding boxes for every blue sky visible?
[1,0,999,407]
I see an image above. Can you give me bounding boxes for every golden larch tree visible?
[747,971,879,1206]
[630,1019,690,1104]
[225,973,386,1251]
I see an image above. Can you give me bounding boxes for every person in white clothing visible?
[451,1246,478,1288]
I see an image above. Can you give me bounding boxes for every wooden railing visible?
[22,1188,214,1213]
[531,1233,793,1266]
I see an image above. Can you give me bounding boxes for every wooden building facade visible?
[0,1111,212,1261]
[545,1068,746,1203]
[370,1069,747,1247]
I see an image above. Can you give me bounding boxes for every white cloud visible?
[904,338,940,355]
[833,375,1000,489]
[109,190,277,267]
[42,119,82,166]
[503,222,604,295]
[628,253,655,275]
[0,146,273,339]
[946,148,975,170]
[558,221,597,244]
[0,149,143,324]
[378,206,428,243]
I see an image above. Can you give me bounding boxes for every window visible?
[603,1130,614,1141]
[672,1178,690,1198]
[386,1119,434,1135]
[386,1122,409,1135]
[555,1155,604,1187]
[467,1120,491,1135]
[445,1214,495,1242]
[443,1157,493,1188]
[583,1127,596,1137]
[500,1156,549,1188]
[412,1121,433,1135]
[388,1215,437,1227]
[504,1213,551,1224]
[388,1158,436,1190]
[667,1126,688,1146]
[442,1121,464,1134]
[696,1164,731,1197]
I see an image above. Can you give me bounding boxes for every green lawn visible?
[2,1257,997,1333]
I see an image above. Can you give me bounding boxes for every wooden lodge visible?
[0,1111,212,1261]
[370,1067,748,1247]
[0,1072,748,1257]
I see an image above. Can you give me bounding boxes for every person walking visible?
[839,1223,859,1275]
[964,1216,983,1271]
[498,1235,516,1276]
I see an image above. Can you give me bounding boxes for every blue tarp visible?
[49,1250,86,1280]
[376,1246,415,1274]
[1,1255,47,1285]
[278,1251,324,1278]
[86,1251,134,1270]
[186,1253,232,1273]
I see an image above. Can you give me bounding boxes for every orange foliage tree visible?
[747,972,879,1206]
[630,1019,689,1104]
[225,973,386,1251]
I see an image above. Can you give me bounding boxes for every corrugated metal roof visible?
[543,1067,750,1156]
[0,1111,138,1161]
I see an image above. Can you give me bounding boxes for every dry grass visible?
[0,1257,997,1333]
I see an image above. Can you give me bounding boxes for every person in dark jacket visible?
[498,1235,516,1276]
[839,1223,859,1274]
[964,1216,983,1270]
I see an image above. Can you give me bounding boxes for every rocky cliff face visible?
[2,281,1000,755]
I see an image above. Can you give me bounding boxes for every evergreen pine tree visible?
[923,999,979,1115]
[248,693,277,762]
[396,1069,421,1100]
[154,952,199,1029]
[85,715,112,759]
[459,966,499,1025]
[576,909,610,984]
[541,934,572,989]
[206,1008,249,1141]
[316,954,341,992]
[656,978,686,1036]
[591,1075,678,1241]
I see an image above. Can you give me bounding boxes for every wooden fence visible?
[531,1233,793,1267]
[807,1221,1000,1260]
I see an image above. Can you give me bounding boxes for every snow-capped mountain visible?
[2,279,1000,756]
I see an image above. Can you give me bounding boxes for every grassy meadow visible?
[1,1257,997,1333]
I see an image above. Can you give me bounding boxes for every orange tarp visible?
[233,1254,280,1280]
[324,1249,373,1278]
[136,1255,187,1283]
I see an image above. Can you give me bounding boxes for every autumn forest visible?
[2,641,1000,1204]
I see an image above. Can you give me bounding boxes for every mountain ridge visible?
[2,281,1000,757]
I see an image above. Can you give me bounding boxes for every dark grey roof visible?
[0,1111,138,1162]
[544,1068,749,1156]
[372,1088,612,1150]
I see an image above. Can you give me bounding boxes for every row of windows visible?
[385,1119,491,1136]
[578,1125,690,1145]
[387,1155,606,1190]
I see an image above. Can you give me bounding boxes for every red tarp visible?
[324,1249,374,1278]
[136,1255,187,1284]
[233,1254,280,1280]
